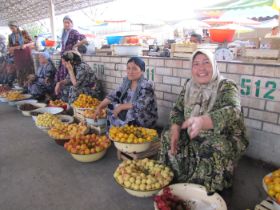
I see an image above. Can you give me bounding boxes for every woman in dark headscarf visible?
[93,57,158,128]
[55,51,102,104]
[55,16,87,82]
[7,21,34,86]
[26,51,56,100]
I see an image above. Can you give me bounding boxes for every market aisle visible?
[0,104,154,210]
[0,103,276,210]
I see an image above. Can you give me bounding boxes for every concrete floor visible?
[0,103,276,210]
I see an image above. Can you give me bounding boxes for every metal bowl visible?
[154,183,227,210]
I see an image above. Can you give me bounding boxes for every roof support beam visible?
[49,0,57,41]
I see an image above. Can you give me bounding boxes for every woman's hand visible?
[113,104,124,118]
[181,117,203,139]
[93,107,101,120]
[55,82,61,95]
[181,115,213,139]
[170,124,181,156]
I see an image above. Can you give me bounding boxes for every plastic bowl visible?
[106,36,123,45]
[114,45,142,56]
[85,118,106,126]
[70,149,107,162]
[57,115,74,124]
[15,99,38,107]
[263,173,280,210]
[45,40,56,47]
[0,97,8,102]
[154,183,227,210]
[34,107,64,115]
[19,103,47,116]
[209,29,235,43]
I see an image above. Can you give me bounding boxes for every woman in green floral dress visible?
[159,50,249,193]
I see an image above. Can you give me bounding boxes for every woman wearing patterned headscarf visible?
[55,50,102,104]
[7,21,34,86]
[159,50,248,193]
[93,57,158,128]
[55,16,87,82]
[25,51,56,100]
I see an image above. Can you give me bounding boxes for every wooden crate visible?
[170,52,192,58]
[117,141,161,160]
[255,198,274,210]
[243,49,280,60]
[171,43,197,53]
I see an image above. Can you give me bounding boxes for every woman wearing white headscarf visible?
[26,52,56,99]
[159,50,248,193]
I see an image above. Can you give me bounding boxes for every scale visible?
[214,43,234,61]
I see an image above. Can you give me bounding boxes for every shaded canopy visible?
[0,0,113,26]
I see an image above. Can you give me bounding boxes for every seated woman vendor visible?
[54,51,102,104]
[159,50,248,193]
[25,51,56,100]
[93,57,158,128]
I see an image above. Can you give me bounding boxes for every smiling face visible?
[126,61,143,81]
[192,53,213,85]
[63,20,72,30]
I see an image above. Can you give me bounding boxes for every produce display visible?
[154,187,191,210]
[64,134,111,155]
[19,103,39,111]
[72,94,100,108]
[109,125,158,144]
[6,91,25,101]
[35,113,60,128]
[49,99,68,110]
[114,159,173,191]
[48,122,88,139]
[264,169,280,204]
[83,109,106,119]
[0,85,11,95]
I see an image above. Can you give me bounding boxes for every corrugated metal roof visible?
[0,0,113,26]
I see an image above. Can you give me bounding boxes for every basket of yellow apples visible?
[109,125,158,153]
[263,169,280,210]
[113,158,173,198]
[64,134,111,162]
[48,122,88,146]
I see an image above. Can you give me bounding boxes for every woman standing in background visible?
[7,21,34,86]
[55,16,87,82]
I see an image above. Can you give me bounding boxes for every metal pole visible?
[49,0,56,40]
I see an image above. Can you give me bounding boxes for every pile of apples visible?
[114,159,173,191]
[36,113,60,128]
[72,94,100,109]
[48,122,88,139]
[109,125,158,144]
[6,91,25,101]
[264,169,280,204]
[64,134,111,155]
[49,99,68,110]
[83,109,106,119]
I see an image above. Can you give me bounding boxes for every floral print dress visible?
[28,61,56,99]
[106,78,158,128]
[159,79,249,193]
[61,62,102,104]
[55,29,86,82]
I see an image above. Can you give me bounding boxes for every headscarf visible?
[120,57,146,103]
[184,49,224,118]
[61,16,73,48]
[39,51,50,60]
[8,20,24,47]
[127,56,145,72]
[62,50,81,64]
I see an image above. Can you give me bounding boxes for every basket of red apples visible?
[64,134,111,162]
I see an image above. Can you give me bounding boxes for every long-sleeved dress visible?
[28,61,56,99]
[55,29,86,82]
[61,62,102,104]
[159,79,249,193]
[106,78,158,128]
[8,30,34,86]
